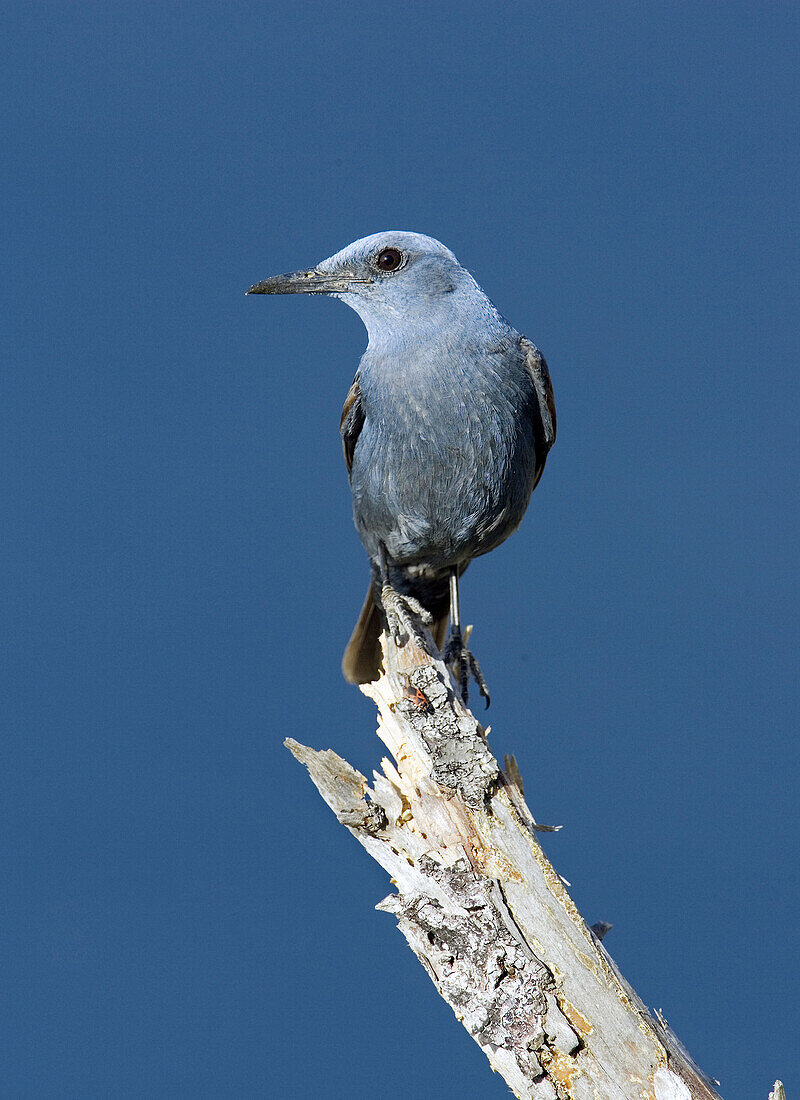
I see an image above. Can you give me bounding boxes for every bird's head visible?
[247,231,488,336]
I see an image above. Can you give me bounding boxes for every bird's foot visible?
[380,584,433,649]
[443,626,490,708]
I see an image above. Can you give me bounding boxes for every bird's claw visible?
[380,584,432,649]
[443,627,490,708]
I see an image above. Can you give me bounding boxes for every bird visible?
[247,231,555,705]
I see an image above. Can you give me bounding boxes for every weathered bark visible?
[286,627,781,1099]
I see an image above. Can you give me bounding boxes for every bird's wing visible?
[520,336,556,488]
[339,373,365,476]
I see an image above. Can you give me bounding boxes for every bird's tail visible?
[342,586,383,684]
[342,584,448,685]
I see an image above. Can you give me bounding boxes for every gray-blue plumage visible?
[248,231,555,694]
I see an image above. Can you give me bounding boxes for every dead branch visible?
[286,626,781,1099]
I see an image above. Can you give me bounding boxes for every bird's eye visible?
[374,248,404,272]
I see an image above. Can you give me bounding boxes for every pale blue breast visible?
[350,331,540,567]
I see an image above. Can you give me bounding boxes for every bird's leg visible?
[444,568,468,701]
[377,543,432,648]
[442,568,490,708]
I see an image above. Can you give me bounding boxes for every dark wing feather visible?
[520,336,556,489]
[339,374,365,476]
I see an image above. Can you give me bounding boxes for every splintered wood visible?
[286,632,724,1099]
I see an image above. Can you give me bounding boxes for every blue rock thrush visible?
[247,232,556,705]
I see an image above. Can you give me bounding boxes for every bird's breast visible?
[350,343,540,566]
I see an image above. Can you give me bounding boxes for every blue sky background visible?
[2,3,798,1097]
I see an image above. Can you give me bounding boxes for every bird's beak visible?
[246,270,371,295]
